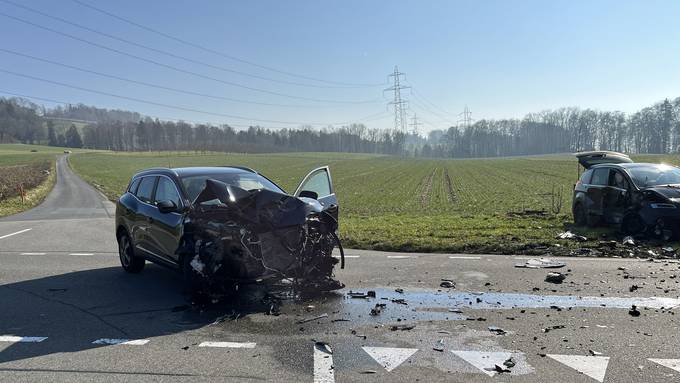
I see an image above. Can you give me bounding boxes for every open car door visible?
[294,166,338,218]
[575,151,633,169]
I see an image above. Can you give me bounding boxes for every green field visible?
[69,151,589,253]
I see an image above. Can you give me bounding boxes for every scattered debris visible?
[488,326,507,335]
[545,272,567,284]
[589,350,603,356]
[297,313,329,324]
[629,285,640,292]
[360,370,377,374]
[622,236,636,246]
[503,357,516,369]
[370,303,386,316]
[556,231,587,241]
[440,279,456,288]
[391,298,408,305]
[315,341,332,354]
[395,288,404,294]
[542,325,566,333]
[515,258,566,269]
[367,290,377,298]
[390,324,416,331]
[629,305,641,317]
[348,291,370,299]
[433,339,445,352]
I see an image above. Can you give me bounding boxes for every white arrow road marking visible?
[547,354,610,382]
[362,347,418,372]
[0,335,47,343]
[0,228,32,240]
[451,350,513,377]
[314,343,335,383]
[20,252,46,256]
[92,338,149,345]
[649,359,680,372]
[198,341,256,348]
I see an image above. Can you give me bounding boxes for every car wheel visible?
[621,213,645,236]
[573,203,588,226]
[118,232,145,273]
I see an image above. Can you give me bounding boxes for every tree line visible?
[1,96,680,158]
[420,97,680,158]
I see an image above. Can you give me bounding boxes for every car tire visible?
[573,203,588,226]
[118,232,145,273]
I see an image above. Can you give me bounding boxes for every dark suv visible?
[573,151,680,239]
[115,166,343,289]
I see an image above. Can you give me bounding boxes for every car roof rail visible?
[220,165,257,173]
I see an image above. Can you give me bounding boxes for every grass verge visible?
[0,160,56,217]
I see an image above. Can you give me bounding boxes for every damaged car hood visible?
[642,185,680,200]
[182,178,343,291]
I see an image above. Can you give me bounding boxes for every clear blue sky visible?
[0,0,679,132]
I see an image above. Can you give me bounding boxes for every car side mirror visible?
[299,190,319,200]
[157,200,177,213]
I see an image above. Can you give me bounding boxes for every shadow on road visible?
[0,264,289,364]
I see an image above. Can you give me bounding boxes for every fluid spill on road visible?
[317,288,680,325]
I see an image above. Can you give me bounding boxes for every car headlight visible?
[670,198,680,204]
[651,202,677,209]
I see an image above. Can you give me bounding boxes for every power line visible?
[0,48,358,109]
[71,0,385,88]
[408,97,455,127]
[0,69,388,126]
[0,11,382,105]
[1,0,377,90]
[0,89,360,130]
[385,66,410,133]
[408,88,458,126]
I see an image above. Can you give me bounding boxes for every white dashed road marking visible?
[362,346,418,372]
[387,255,412,259]
[0,335,47,343]
[313,343,335,383]
[20,252,46,256]
[451,350,514,377]
[448,256,481,260]
[69,253,94,256]
[648,359,680,373]
[198,341,256,348]
[92,338,149,346]
[0,228,32,240]
[547,354,610,382]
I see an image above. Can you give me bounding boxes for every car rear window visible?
[136,176,157,203]
[590,168,609,186]
[579,169,593,184]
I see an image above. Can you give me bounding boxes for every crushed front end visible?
[179,179,344,294]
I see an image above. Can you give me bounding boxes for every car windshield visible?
[627,165,680,188]
[181,172,284,201]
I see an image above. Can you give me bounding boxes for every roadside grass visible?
[0,160,56,217]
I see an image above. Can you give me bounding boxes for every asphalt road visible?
[2,156,680,382]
